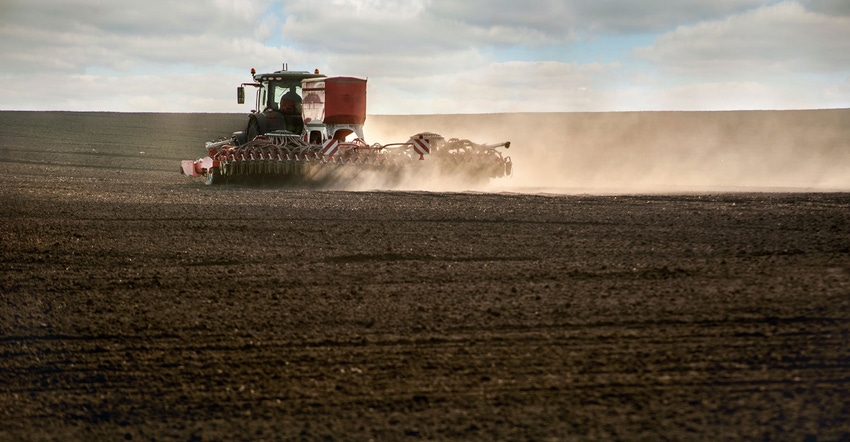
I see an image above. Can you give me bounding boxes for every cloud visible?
[643,81,807,110]
[634,1,850,77]
[0,0,847,113]
[0,0,263,37]
[279,0,555,64]
[801,0,850,16]
[0,0,280,74]
[1,70,250,112]
[426,0,772,35]
[367,60,622,114]
[281,0,775,58]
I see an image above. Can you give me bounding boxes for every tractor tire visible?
[247,119,260,141]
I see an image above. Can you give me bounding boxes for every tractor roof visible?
[253,70,326,83]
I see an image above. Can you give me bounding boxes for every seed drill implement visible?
[181,65,512,186]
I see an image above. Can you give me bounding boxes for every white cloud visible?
[634,1,850,77]
[1,71,249,112]
[646,82,806,110]
[822,75,850,103]
[367,61,622,114]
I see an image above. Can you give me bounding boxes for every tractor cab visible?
[236,65,325,142]
[233,65,368,147]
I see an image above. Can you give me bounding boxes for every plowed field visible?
[1,111,849,440]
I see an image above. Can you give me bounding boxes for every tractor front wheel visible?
[247,119,260,141]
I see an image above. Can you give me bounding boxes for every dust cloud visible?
[365,110,850,193]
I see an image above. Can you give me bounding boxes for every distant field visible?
[1,109,848,192]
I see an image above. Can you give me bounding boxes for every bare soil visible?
[1,111,849,440]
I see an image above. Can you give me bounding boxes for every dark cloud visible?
[426,0,772,35]
[802,0,850,16]
[0,0,260,36]
[279,0,547,63]
[0,0,272,73]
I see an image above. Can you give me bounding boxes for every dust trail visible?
[364,110,850,194]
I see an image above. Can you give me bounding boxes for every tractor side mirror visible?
[237,86,245,104]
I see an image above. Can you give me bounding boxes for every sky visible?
[1,0,849,114]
